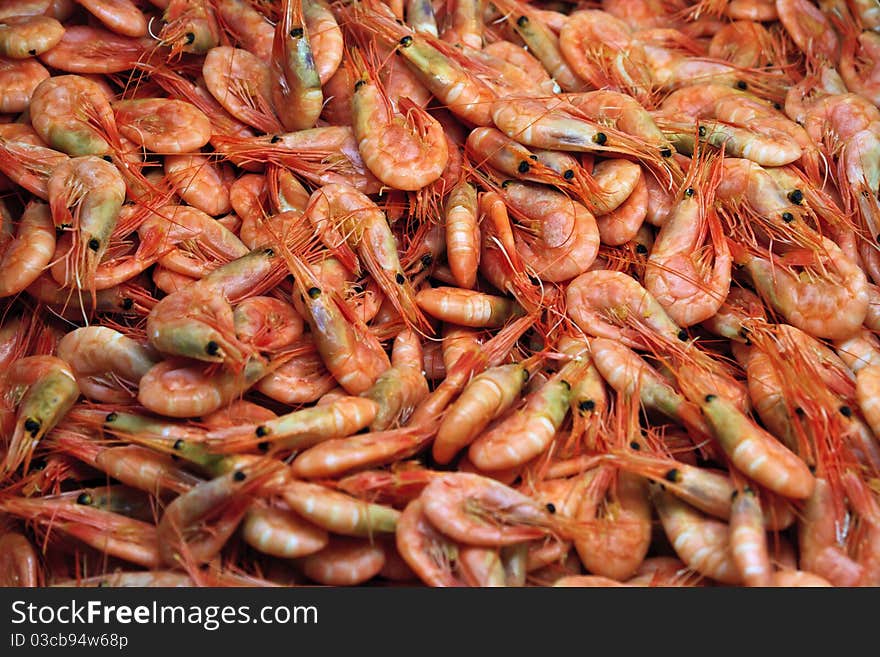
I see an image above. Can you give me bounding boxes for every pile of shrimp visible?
[2,0,880,588]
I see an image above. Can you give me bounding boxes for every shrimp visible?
[137,357,269,418]
[644,150,731,327]
[278,480,400,537]
[1,356,79,478]
[240,502,329,559]
[0,14,64,58]
[305,183,429,331]
[444,179,480,289]
[303,0,343,84]
[596,173,648,246]
[112,98,212,153]
[233,296,304,354]
[0,56,50,113]
[0,201,55,298]
[164,154,232,217]
[56,326,157,403]
[649,483,743,584]
[201,46,281,134]
[76,0,148,38]
[361,329,429,430]
[497,181,600,282]
[0,532,40,587]
[729,486,774,586]
[158,461,280,567]
[395,498,467,587]
[159,0,220,56]
[416,287,525,327]
[775,0,839,62]
[254,346,338,404]
[270,0,323,132]
[419,472,573,547]
[699,393,815,499]
[299,537,386,585]
[38,25,155,75]
[214,0,274,61]
[566,269,684,348]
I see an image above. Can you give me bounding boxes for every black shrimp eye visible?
[185,32,195,44]
[593,132,607,145]
[233,470,246,482]
[173,439,185,450]
[698,125,707,137]
[529,155,538,161]
[773,102,782,110]
[677,329,688,341]
[263,247,275,257]
[351,283,365,294]
[399,35,413,47]
[635,243,648,254]
[23,418,40,436]
[839,405,852,417]
[205,340,220,356]
[289,27,304,38]
[501,179,514,188]
[88,238,101,251]
[684,187,695,198]
[736,80,748,90]
[660,147,673,157]
[788,189,804,204]
[307,286,321,299]
[730,490,739,500]
[28,49,36,56]
[516,15,529,27]
[518,160,531,174]
[354,79,366,91]
[255,425,269,437]
[563,169,575,180]
[578,399,595,413]
[102,155,113,163]
[781,211,795,223]
[705,394,717,402]
[121,297,134,310]
[395,272,406,284]
[105,412,118,423]
[795,406,805,417]
[629,441,641,450]
[545,503,556,514]
[420,253,433,266]
[270,135,282,143]
[664,468,681,483]
[76,493,93,506]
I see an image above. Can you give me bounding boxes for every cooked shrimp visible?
[0,14,64,58]
[76,0,148,38]
[395,498,467,586]
[279,479,400,536]
[270,0,323,132]
[0,56,49,113]
[241,502,329,559]
[444,179,480,289]
[299,537,386,585]
[113,98,211,153]
[0,201,55,298]
[202,46,281,134]
[729,486,774,586]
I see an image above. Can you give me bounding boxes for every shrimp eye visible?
[593,132,607,145]
[307,287,321,299]
[105,412,118,423]
[629,441,640,450]
[76,493,93,506]
[351,283,365,294]
[420,253,433,267]
[529,155,538,161]
[354,79,366,91]
[257,441,270,452]
[559,380,571,391]
[773,102,782,110]
[781,211,794,223]
[102,155,113,163]
[516,15,529,27]
[698,126,706,137]
[255,425,269,438]
[185,32,195,44]
[684,187,695,198]
[545,503,556,514]
[664,469,681,483]
[263,247,275,257]
[787,189,804,204]
[704,394,717,402]
[563,169,575,180]
[518,160,530,174]
[399,36,413,47]
[635,243,648,255]
[233,470,247,482]
[660,148,672,157]
[173,439,185,450]
[730,490,739,501]
[28,49,36,56]
[121,297,134,310]
[289,27,304,38]
[23,418,40,436]
[501,179,514,188]
[795,406,805,417]
[839,405,852,417]
[88,238,101,251]
[395,273,406,284]
[270,135,282,143]
[677,329,688,341]
[205,341,220,356]
[735,80,748,90]
[578,399,595,413]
